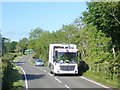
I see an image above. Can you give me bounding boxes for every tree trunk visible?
[112,47,116,58]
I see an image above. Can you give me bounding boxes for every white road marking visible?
[55,77,62,83]
[48,73,53,77]
[16,58,19,62]
[43,69,47,72]
[65,85,73,90]
[22,56,26,62]
[34,66,40,69]
[31,65,42,70]
[29,57,31,61]
[81,76,112,90]
[65,85,69,88]
[18,66,28,90]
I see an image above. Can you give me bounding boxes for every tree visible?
[29,28,44,40]
[82,1,120,52]
[2,37,10,55]
[9,41,17,53]
[0,33,2,56]
[28,28,44,51]
[17,38,28,54]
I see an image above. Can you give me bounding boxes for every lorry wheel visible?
[50,71,53,74]
[53,72,57,76]
[53,73,56,76]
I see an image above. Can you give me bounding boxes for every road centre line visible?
[81,76,112,90]
[55,77,62,83]
[65,85,72,89]
[35,66,42,69]
[29,56,32,61]
[31,64,42,70]
[43,69,47,72]
[33,65,70,89]
[29,64,70,89]
[18,66,28,90]
[48,73,53,77]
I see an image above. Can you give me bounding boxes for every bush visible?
[2,54,13,62]
[2,54,23,90]
[32,53,39,59]
[116,53,120,88]
[13,54,17,58]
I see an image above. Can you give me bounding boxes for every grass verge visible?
[12,66,24,89]
[12,55,25,89]
[13,55,25,63]
[83,70,119,89]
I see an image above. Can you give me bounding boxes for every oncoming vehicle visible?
[48,44,78,75]
[35,59,44,66]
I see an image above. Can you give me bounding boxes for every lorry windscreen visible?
[55,52,78,63]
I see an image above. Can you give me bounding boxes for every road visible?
[17,55,112,90]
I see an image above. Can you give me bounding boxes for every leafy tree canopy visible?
[82,1,120,51]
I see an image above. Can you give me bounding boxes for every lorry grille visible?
[60,65,75,71]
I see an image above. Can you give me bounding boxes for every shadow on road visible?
[26,74,45,80]
[14,61,26,66]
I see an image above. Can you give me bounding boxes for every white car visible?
[35,59,44,66]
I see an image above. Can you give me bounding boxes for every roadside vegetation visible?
[0,59,2,90]
[2,53,24,90]
[1,1,120,89]
[0,35,24,90]
[83,70,118,88]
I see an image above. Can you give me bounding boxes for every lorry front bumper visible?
[55,70,78,74]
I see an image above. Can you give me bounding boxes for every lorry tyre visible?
[50,70,53,74]
[53,72,57,76]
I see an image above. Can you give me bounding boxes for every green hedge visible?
[2,54,23,90]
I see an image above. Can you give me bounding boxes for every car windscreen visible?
[35,59,43,62]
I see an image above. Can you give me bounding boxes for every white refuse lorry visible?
[48,44,78,75]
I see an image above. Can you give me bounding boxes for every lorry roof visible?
[55,48,78,52]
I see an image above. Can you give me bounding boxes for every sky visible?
[1,2,87,41]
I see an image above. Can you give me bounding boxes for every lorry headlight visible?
[75,71,78,73]
[57,70,60,73]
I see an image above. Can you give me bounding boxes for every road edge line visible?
[18,66,28,90]
[81,76,112,90]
